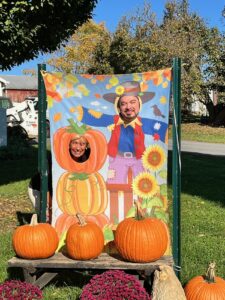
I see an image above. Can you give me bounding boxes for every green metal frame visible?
[37,59,181,266]
[172,58,181,274]
[38,64,48,222]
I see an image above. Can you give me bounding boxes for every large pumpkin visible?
[114,202,168,263]
[56,172,108,215]
[185,262,225,300]
[66,214,104,260]
[55,213,110,238]
[12,214,59,259]
[53,120,107,173]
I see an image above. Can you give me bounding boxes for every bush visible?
[80,270,151,300]
[0,280,43,299]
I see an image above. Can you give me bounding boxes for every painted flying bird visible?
[151,105,165,118]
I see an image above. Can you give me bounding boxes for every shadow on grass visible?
[0,153,37,186]
[168,151,225,206]
[0,145,51,186]
[0,127,39,185]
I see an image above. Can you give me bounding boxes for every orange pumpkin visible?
[185,262,225,300]
[56,172,108,215]
[55,213,110,237]
[114,202,168,263]
[53,120,107,173]
[12,214,59,259]
[66,214,104,260]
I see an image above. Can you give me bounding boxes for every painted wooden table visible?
[8,253,173,289]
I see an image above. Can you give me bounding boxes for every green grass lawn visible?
[169,120,225,143]
[0,122,224,298]
[180,123,225,143]
[168,151,225,284]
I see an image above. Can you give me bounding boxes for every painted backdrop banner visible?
[42,69,172,254]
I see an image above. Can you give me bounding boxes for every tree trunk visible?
[206,102,215,123]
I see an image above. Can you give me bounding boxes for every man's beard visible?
[119,112,138,124]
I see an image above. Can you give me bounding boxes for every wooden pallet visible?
[8,253,173,289]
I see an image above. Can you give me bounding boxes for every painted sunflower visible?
[142,145,166,172]
[115,85,125,96]
[132,172,158,199]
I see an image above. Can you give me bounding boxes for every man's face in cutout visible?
[118,95,140,121]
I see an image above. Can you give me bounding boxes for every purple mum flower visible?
[81,270,151,300]
[0,280,42,299]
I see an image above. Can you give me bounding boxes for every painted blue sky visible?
[1,0,224,75]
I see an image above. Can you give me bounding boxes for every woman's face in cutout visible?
[69,136,88,158]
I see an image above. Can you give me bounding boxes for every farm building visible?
[0,75,38,103]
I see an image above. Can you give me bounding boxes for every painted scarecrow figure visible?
[73,81,168,184]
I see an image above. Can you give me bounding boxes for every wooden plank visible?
[34,272,58,289]
[23,267,37,284]
[8,253,173,271]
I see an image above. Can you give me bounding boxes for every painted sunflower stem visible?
[150,206,156,218]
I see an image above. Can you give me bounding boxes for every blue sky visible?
[1,0,224,75]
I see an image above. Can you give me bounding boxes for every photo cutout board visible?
[42,69,172,255]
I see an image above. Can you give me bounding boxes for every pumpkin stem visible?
[134,201,144,220]
[205,262,216,283]
[67,118,90,134]
[30,214,38,226]
[76,213,86,226]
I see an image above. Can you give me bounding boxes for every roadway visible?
[168,140,225,156]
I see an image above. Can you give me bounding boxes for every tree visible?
[87,33,113,74]
[151,0,216,109]
[47,20,110,73]
[0,0,98,70]
[109,3,158,74]
[96,0,225,120]
[222,7,225,18]
[45,0,225,123]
